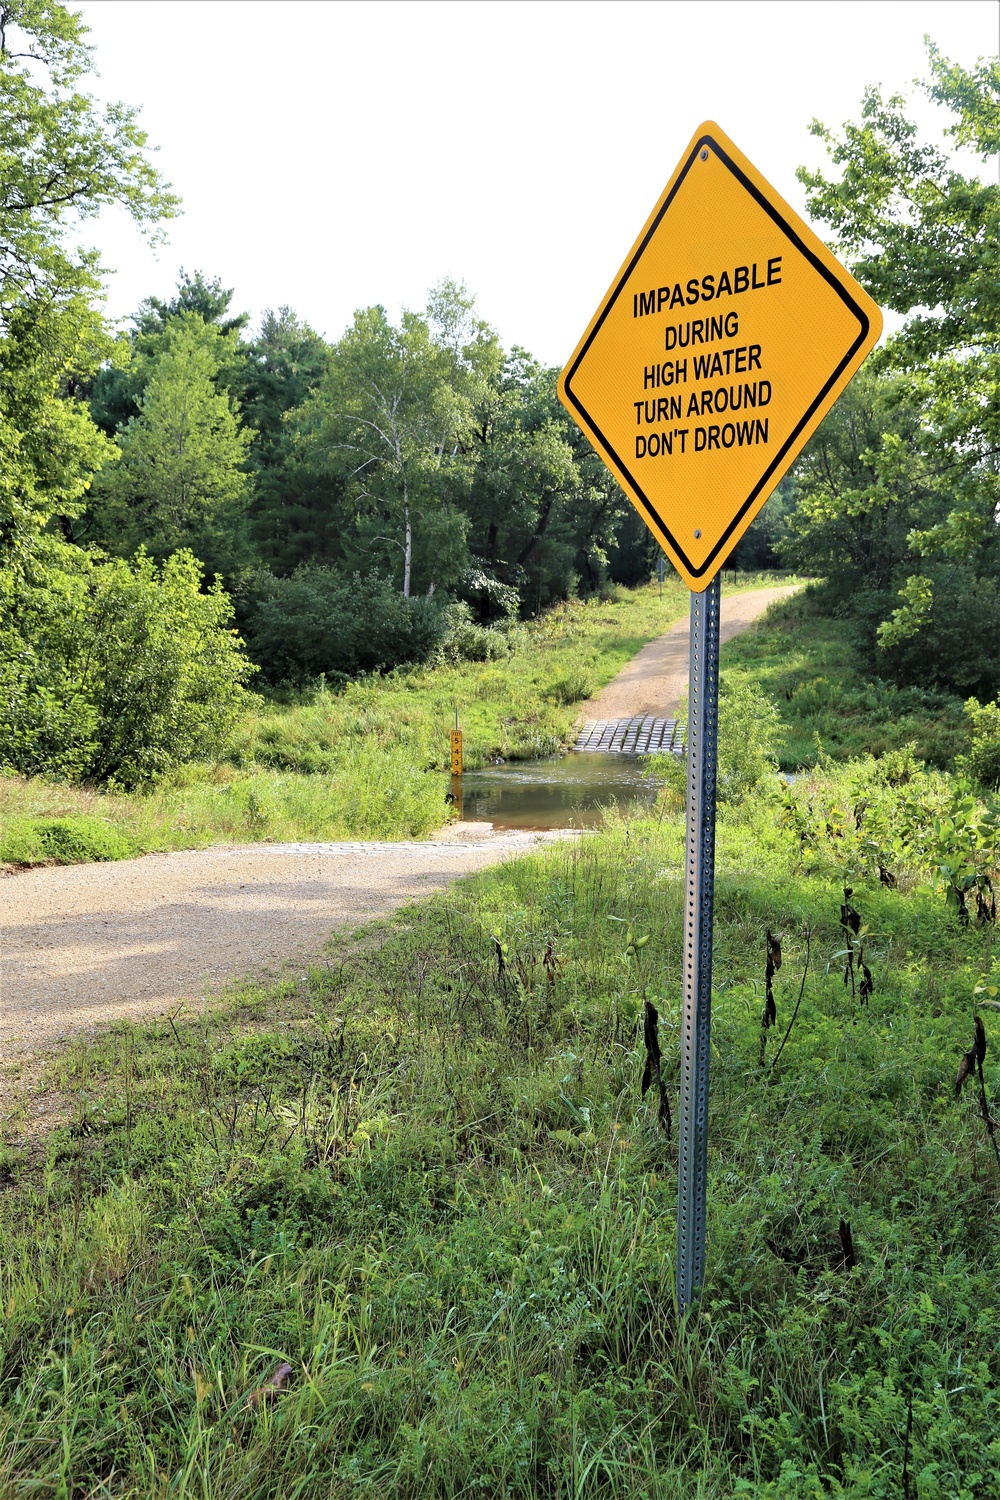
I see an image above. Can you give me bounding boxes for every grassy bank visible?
[721,587,967,771]
[1,574,793,864]
[1,771,998,1495]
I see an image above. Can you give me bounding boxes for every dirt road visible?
[1,829,567,1070]
[578,584,798,721]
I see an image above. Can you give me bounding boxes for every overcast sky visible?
[77,0,998,365]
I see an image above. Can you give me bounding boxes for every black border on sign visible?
[562,132,872,579]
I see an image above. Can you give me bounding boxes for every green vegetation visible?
[721,588,968,771]
[2,15,1000,1490]
[784,47,1000,697]
[2,762,999,1496]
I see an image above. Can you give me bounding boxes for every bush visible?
[434,601,513,663]
[0,548,256,788]
[654,676,782,806]
[0,814,139,865]
[543,670,593,705]
[958,695,1000,791]
[852,566,1000,700]
[244,567,448,685]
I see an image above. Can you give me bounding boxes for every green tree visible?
[0,548,256,786]
[238,307,334,574]
[90,271,249,438]
[780,370,943,591]
[798,40,1000,669]
[302,302,470,597]
[90,315,253,575]
[0,0,176,568]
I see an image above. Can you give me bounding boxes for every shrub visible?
[715,676,783,802]
[434,601,513,663]
[0,814,139,865]
[543,670,593,705]
[958,696,1000,791]
[0,548,256,788]
[244,567,448,684]
[653,676,783,806]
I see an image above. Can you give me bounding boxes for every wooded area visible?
[0,5,997,793]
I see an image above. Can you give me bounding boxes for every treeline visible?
[70,270,663,684]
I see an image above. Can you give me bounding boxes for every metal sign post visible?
[676,577,721,1309]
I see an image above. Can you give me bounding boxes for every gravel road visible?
[0,827,567,1068]
[1,583,796,1074]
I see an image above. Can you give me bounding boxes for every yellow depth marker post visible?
[450,712,463,776]
[557,120,882,1312]
[449,712,464,818]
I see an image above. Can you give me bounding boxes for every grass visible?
[721,586,968,771]
[1,779,998,1496]
[0,573,796,865]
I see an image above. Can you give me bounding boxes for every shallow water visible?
[451,753,664,830]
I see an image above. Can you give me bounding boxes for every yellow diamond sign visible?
[558,121,883,591]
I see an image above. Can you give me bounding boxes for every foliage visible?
[720,588,967,771]
[0,0,176,318]
[0,549,257,788]
[0,294,116,568]
[795,41,1000,687]
[958,696,1000,792]
[296,293,477,599]
[2,804,999,1495]
[0,0,176,572]
[0,576,701,859]
[655,675,782,809]
[86,315,253,576]
[0,812,139,865]
[242,566,450,685]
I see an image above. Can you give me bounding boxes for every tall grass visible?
[722,586,967,769]
[2,783,997,1495]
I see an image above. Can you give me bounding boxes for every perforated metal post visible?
[676,575,721,1310]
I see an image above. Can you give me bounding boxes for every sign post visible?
[557,121,882,1309]
[677,576,720,1305]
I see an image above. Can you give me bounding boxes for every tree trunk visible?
[403,502,412,597]
[516,493,555,567]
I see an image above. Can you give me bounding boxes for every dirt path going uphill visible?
[577,584,799,722]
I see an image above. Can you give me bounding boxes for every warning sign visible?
[558,121,883,591]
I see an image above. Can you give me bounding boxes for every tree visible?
[0,1,176,317]
[301,302,471,597]
[780,370,943,592]
[90,315,253,576]
[798,40,1000,668]
[237,307,334,574]
[89,270,250,438]
[0,0,176,570]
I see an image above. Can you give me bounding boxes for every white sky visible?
[77,0,999,366]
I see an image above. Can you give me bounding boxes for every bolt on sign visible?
[558,120,882,591]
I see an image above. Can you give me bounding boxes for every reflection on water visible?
[455,752,665,830]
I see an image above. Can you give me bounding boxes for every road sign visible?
[558,120,883,592]
[557,122,883,1313]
